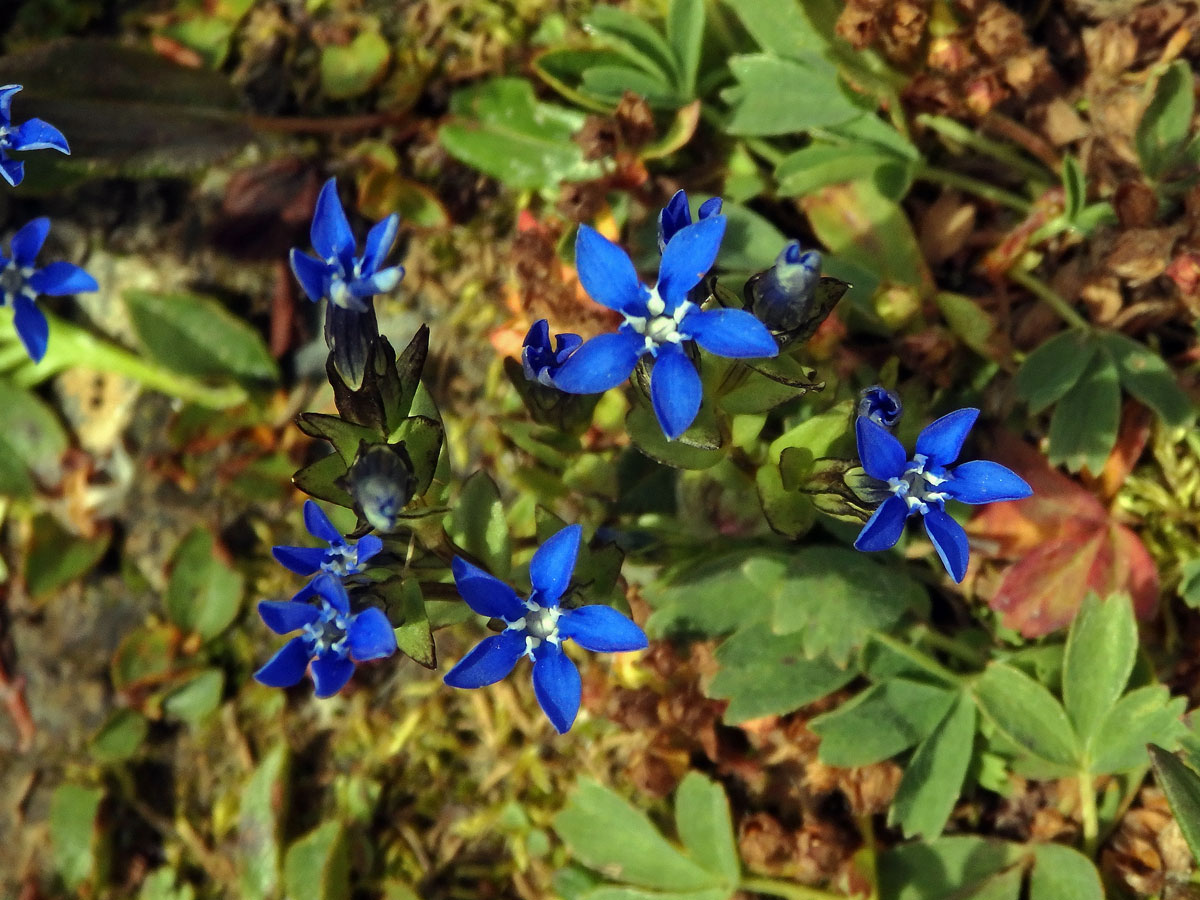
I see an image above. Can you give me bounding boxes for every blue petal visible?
[0,85,21,123]
[360,214,399,275]
[347,607,397,661]
[312,573,351,613]
[855,416,907,481]
[697,196,724,220]
[944,461,1032,504]
[854,494,909,552]
[310,178,356,270]
[656,216,725,311]
[657,189,692,252]
[356,534,384,567]
[683,308,778,359]
[289,249,329,303]
[575,225,647,315]
[11,119,69,154]
[12,296,47,362]
[271,545,326,575]
[258,600,321,635]
[0,158,23,187]
[303,500,343,545]
[10,217,49,266]
[559,605,647,653]
[650,342,701,440]
[312,652,355,697]
[28,262,97,296]
[451,556,526,620]
[552,329,644,394]
[443,631,526,688]
[529,524,581,606]
[254,637,311,688]
[915,408,979,466]
[532,645,581,734]
[923,507,970,583]
[348,266,403,297]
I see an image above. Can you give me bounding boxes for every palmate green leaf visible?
[810,679,957,767]
[889,692,976,839]
[1014,329,1097,415]
[1149,745,1200,865]
[708,622,856,722]
[1028,844,1103,900]
[722,55,861,136]
[583,4,678,83]
[667,0,705,98]
[50,783,106,892]
[1061,593,1137,749]
[1047,347,1120,475]
[644,550,778,638]
[1135,59,1195,179]
[125,289,277,383]
[673,773,740,887]
[1089,685,1187,774]
[972,663,1079,771]
[554,778,722,892]
[722,0,829,60]
[444,470,511,579]
[165,527,243,641]
[439,77,601,190]
[877,835,1022,900]
[284,821,350,900]
[580,66,679,107]
[1099,331,1193,426]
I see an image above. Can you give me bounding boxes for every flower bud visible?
[858,386,903,428]
[749,240,823,332]
[345,441,415,533]
[657,190,723,252]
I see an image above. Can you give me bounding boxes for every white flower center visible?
[888,454,949,515]
[304,609,349,656]
[0,262,34,304]
[508,600,562,659]
[623,293,694,355]
[322,543,360,577]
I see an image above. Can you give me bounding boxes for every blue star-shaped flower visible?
[272,500,384,579]
[1,217,98,362]
[657,189,722,252]
[289,177,404,313]
[522,318,581,386]
[0,85,70,187]
[254,573,397,697]
[553,217,779,439]
[854,408,1032,582]
[858,385,903,428]
[443,524,648,734]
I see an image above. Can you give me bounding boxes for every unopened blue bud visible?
[522,319,582,387]
[750,240,823,332]
[858,386,903,428]
[345,442,415,533]
[657,190,723,253]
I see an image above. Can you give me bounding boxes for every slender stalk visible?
[1079,768,1099,857]
[1007,266,1092,332]
[916,164,1032,213]
[915,113,1050,183]
[868,630,963,686]
[741,876,847,900]
[909,625,986,669]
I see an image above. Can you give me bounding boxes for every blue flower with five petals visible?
[443,524,648,733]
[657,189,722,252]
[289,177,404,313]
[854,408,1032,582]
[272,500,384,579]
[1,217,98,362]
[254,572,397,697]
[522,318,582,386]
[553,218,779,439]
[0,85,70,187]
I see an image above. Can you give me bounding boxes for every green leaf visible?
[673,773,740,887]
[722,0,829,61]
[644,550,777,639]
[1015,329,1097,415]
[238,744,290,900]
[163,669,226,726]
[626,403,725,470]
[710,623,855,722]
[722,54,861,136]
[877,835,1022,900]
[439,77,601,190]
[890,693,976,839]
[320,30,390,100]
[1062,155,1086,223]
[1135,60,1195,179]
[1089,685,1187,774]
[583,5,678,83]
[811,679,956,767]
[973,663,1079,770]
[754,463,816,540]
[296,413,381,466]
[444,471,511,578]
[553,778,720,892]
[165,528,243,640]
[667,0,705,97]
[0,379,68,488]
[1061,593,1137,748]
[581,66,678,108]
[776,143,912,199]
[25,513,111,599]
[389,414,444,498]
[936,292,997,358]
[1047,347,1120,475]
[1029,843,1103,900]
[50,783,106,891]
[90,708,148,763]
[292,452,353,509]
[1099,331,1193,426]
[376,578,435,669]
[111,624,176,691]
[582,890,730,900]
[124,289,277,383]
[284,821,350,900]
[1149,744,1200,865]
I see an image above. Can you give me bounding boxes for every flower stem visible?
[9,312,248,408]
[1079,768,1099,857]
[916,164,1032,213]
[1007,266,1092,332]
[868,630,963,686]
[740,876,847,900]
[915,113,1050,183]
[909,625,986,669]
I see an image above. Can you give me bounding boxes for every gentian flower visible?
[0,85,70,187]
[254,573,397,697]
[0,217,98,362]
[749,240,823,332]
[854,408,1032,582]
[522,318,581,386]
[858,386,903,428]
[272,499,384,578]
[657,189,722,252]
[553,218,779,439]
[443,524,648,733]
[289,177,404,313]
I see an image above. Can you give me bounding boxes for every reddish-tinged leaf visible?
[1099,401,1152,500]
[979,187,1064,280]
